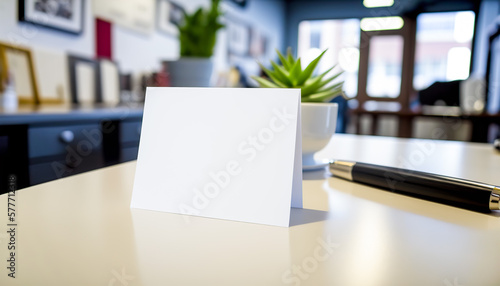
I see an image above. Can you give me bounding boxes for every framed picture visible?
[0,43,40,104]
[157,0,185,36]
[98,59,120,105]
[18,0,85,35]
[93,0,154,35]
[68,55,101,104]
[32,47,67,104]
[119,73,132,92]
[227,18,250,56]
[249,28,267,59]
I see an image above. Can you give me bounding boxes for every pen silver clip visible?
[489,187,500,210]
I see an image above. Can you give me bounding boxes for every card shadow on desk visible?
[302,169,330,180]
[289,208,329,227]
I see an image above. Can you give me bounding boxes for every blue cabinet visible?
[0,106,143,193]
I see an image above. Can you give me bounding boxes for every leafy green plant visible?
[252,48,346,102]
[176,0,224,58]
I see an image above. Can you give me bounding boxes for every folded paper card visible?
[131,87,302,227]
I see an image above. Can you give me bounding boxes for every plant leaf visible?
[289,58,302,86]
[314,70,344,91]
[322,69,344,84]
[300,77,323,97]
[177,0,223,57]
[251,76,280,88]
[305,83,344,102]
[318,66,335,78]
[318,82,344,93]
[296,49,327,86]
[286,47,296,67]
[300,66,336,96]
[304,90,337,102]
[258,63,288,88]
[276,49,291,71]
[270,61,292,86]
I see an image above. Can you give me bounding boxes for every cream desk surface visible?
[1,134,500,286]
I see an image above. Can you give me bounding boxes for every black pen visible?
[329,160,500,212]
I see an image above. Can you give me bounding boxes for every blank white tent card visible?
[131,87,303,227]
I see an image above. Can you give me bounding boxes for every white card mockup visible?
[131,87,302,227]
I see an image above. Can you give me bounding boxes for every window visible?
[366,35,404,98]
[298,19,361,98]
[413,11,475,91]
[297,11,476,107]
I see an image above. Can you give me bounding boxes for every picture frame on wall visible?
[98,59,120,105]
[68,55,101,104]
[32,47,67,104]
[18,0,85,35]
[93,0,154,35]
[249,28,268,59]
[0,43,40,104]
[227,18,250,57]
[157,0,185,36]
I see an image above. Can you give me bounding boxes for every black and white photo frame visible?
[227,18,251,57]
[249,27,268,59]
[157,0,185,36]
[18,0,85,35]
[68,55,100,104]
[98,59,120,105]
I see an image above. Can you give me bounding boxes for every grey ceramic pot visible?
[164,58,213,87]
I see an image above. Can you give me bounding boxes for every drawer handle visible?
[59,130,75,143]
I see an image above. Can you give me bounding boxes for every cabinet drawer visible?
[120,120,142,143]
[121,146,139,162]
[28,124,103,158]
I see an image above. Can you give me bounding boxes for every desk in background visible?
[0,104,143,193]
[0,134,499,285]
[352,108,500,142]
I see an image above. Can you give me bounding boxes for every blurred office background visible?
[0,0,499,190]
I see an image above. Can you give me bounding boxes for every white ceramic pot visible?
[164,58,213,87]
[301,102,338,166]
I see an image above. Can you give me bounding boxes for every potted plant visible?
[165,0,224,87]
[252,48,347,168]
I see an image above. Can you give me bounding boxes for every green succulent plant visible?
[252,48,346,102]
[176,0,224,58]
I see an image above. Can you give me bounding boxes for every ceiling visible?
[284,0,481,16]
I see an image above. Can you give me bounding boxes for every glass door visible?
[357,17,416,112]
